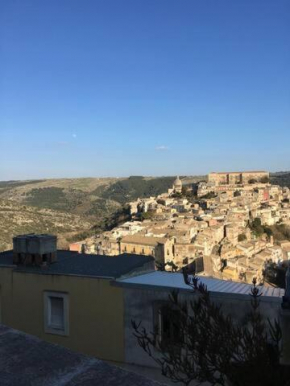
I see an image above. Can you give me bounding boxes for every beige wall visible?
[208,172,269,186]
[120,242,155,257]
[120,240,174,265]
[123,285,282,368]
[0,267,125,362]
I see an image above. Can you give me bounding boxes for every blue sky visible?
[0,0,289,180]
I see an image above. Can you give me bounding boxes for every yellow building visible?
[0,234,154,363]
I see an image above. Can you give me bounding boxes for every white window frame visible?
[44,291,69,336]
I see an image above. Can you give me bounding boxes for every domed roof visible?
[174,176,182,186]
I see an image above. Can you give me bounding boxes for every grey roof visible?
[0,250,154,279]
[0,324,162,386]
[117,271,285,299]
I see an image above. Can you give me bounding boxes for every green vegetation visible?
[238,233,247,242]
[94,176,176,204]
[0,199,91,251]
[264,261,288,289]
[249,219,290,242]
[133,275,288,386]
[200,191,217,199]
[0,176,182,250]
[24,187,72,210]
[269,224,290,241]
[249,178,258,184]
[140,211,154,221]
[260,176,270,183]
[270,172,290,188]
[249,218,272,238]
[0,180,46,194]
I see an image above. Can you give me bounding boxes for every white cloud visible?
[155,145,169,151]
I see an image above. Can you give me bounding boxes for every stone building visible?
[208,171,269,186]
[168,176,183,195]
[120,235,175,265]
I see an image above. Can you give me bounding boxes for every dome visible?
[174,176,182,187]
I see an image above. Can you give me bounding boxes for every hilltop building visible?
[167,176,183,195]
[69,170,290,284]
[208,171,269,186]
[173,176,183,193]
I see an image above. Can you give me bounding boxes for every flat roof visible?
[0,324,161,386]
[209,171,268,175]
[121,235,167,246]
[13,233,56,239]
[0,250,154,279]
[116,271,284,298]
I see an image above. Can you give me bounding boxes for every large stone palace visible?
[208,171,269,186]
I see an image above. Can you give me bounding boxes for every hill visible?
[270,172,290,188]
[0,199,91,251]
[0,175,205,251]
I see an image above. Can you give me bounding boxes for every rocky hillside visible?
[0,199,92,251]
[0,176,205,252]
[0,173,287,252]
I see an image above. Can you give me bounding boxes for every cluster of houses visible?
[70,171,290,285]
[1,171,290,380]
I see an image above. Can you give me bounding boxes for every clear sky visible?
[0,0,289,180]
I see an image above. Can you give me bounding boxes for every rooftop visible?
[121,235,168,246]
[0,250,154,279]
[13,233,56,240]
[210,171,268,175]
[0,324,162,386]
[116,271,285,299]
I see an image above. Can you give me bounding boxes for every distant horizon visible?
[1,0,289,180]
[1,169,290,183]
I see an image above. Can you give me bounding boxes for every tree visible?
[132,270,290,386]
[238,233,247,242]
[200,191,216,199]
[250,217,264,237]
[234,190,241,197]
[261,176,270,184]
[249,178,258,184]
[140,211,154,221]
[156,261,178,272]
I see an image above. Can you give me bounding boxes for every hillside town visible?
[69,171,290,285]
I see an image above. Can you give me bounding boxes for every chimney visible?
[13,234,57,266]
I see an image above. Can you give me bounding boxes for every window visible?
[44,292,69,336]
[154,303,182,347]
[49,297,64,329]
[158,307,180,344]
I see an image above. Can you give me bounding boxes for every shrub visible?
[238,233,247,242]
